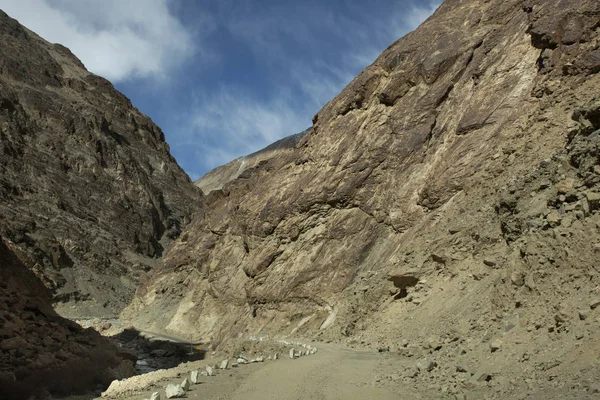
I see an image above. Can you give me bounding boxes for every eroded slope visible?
[0,11,202,317]
[128,0,600,357]
[0,238,134,400]
[123,0,600,395]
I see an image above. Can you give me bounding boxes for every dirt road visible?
[111,343,410,400]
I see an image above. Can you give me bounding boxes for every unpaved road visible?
[109,343,409,400]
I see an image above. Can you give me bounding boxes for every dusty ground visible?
[96,342,414,400]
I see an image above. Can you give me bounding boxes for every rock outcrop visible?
[0,11,202,317]
[195,129,309,195]
[0,238,133,400]
[127,0,600,380]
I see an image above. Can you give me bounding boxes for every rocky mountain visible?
[0,10,202,318]
[125,0,600,394]
[0,238,133,400]
[195,129,309,195]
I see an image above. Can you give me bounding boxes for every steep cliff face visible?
[127,1,600,383]
[195,130,309,195]
[0,238,132,400]
[0,11,202,318]
[127,0,600,340]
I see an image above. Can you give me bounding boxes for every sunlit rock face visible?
[0,10,202,318]
[126,0,600,348]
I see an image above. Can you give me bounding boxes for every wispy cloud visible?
[178,87,309,173]
[172,0,442,177]
[0,0,209,82]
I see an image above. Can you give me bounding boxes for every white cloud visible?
[0,0,202,82]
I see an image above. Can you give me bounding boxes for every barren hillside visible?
[125,0,600,395]
[0,10,202,318]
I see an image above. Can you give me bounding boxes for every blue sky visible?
[0,0,440,180]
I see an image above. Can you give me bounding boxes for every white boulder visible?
[180,378,190,392]
[165,384,185,399]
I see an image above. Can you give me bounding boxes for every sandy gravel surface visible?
[99,343,408,400]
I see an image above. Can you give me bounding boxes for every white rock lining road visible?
[106,340,319,400]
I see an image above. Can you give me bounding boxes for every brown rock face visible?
[111,1,600,395]
[127,0,600,340]
[0,11,201,317]
[0,239,131,400]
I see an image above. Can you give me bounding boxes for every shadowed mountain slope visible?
[0,10,202,318]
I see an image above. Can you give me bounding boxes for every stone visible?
[180,378,190,392]
[236,357,247,364]
[590,299,600,310]
[200,371,208,377]
[554,308,570,325]
[556,179,575,194]
[510,271,525,286]
[431,253,448,264]
[150,393,160,400]
[416,359,437,372]
[274,352,279,360]
[0,336,27,350]
[290,348,295,359]
[471,370,493,383]
[255,356,265,362]
[231,362,239,368]
[165,384,185,399]
[100,321,112,331]
[585,192,600,211]
[525,273,537,291]
[489,339,502,352]
[579,310,590,320]
[190,370,200,384]
[150,349,168,358]
[483,259,497,267]
[206,366,215,376]
[425,336,442,350]
[546,211,562,225]
[220,359,230,369]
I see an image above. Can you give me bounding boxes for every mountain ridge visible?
[194,129,310,195]
[125,0,600,395]
[0,9,202,318]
